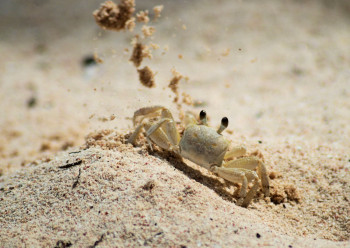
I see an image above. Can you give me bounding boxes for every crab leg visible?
[146,118,180,152]
[212,167,260,207]
[224,146,247,160]
[241,176,260,207]
[184,112,197,127]
[127,122,145,145]
[132,106,165,126]
[128,106,180,148]
[159,109,180,146]
[224,157,269,196]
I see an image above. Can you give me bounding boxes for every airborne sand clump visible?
[129,42,152,68]
[153,5,164,20]
[93,0,135,31]
[137,66,155,88]
[94,0,162,90]
[136,10,150,23]
[141,25,156,37]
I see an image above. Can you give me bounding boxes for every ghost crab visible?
[128,106,270,207]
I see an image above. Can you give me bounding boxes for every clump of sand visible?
[269,180,301,204]
[93,0,193,126]
[93,0,135,31]
[129,41,151,68]
[94,1,163,90]
[153,5,164,20]
[141,25,155,38]
[167,69,192,120]
[136,10,149,23]
[137,66,155,88]
[93,0,191,111]
[168,69,183,101]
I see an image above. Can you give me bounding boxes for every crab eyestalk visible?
[217,117,228,134]
[199,110,208,125]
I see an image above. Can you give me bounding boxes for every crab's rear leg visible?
[212,167,260,207]
[224,157,270,197]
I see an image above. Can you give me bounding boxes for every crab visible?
[127,106,270,207]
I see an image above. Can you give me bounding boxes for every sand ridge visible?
[0,131,348,247]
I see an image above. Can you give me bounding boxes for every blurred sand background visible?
[0,0,350,247]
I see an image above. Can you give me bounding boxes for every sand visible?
[130,42,149,68]
[93,0,136,31]
[0,0,350,247]
[137,66,155,88]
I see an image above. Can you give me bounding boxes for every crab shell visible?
[179,124,229,170]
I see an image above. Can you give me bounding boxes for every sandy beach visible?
[0,0,349,247]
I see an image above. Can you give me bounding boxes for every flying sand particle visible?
[93,0,135,31]
[142,25,156,37]
[138,66,155,88]
[136,10,150,23]
[153,5,164,20]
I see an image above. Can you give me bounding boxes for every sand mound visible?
[0,131,349,247]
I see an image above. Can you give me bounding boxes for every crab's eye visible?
[221,117,229,128]
[199,110,206,120]
[217,117,229,134]
[199,110,208,125]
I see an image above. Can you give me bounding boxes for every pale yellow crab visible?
[128,106,269,207]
